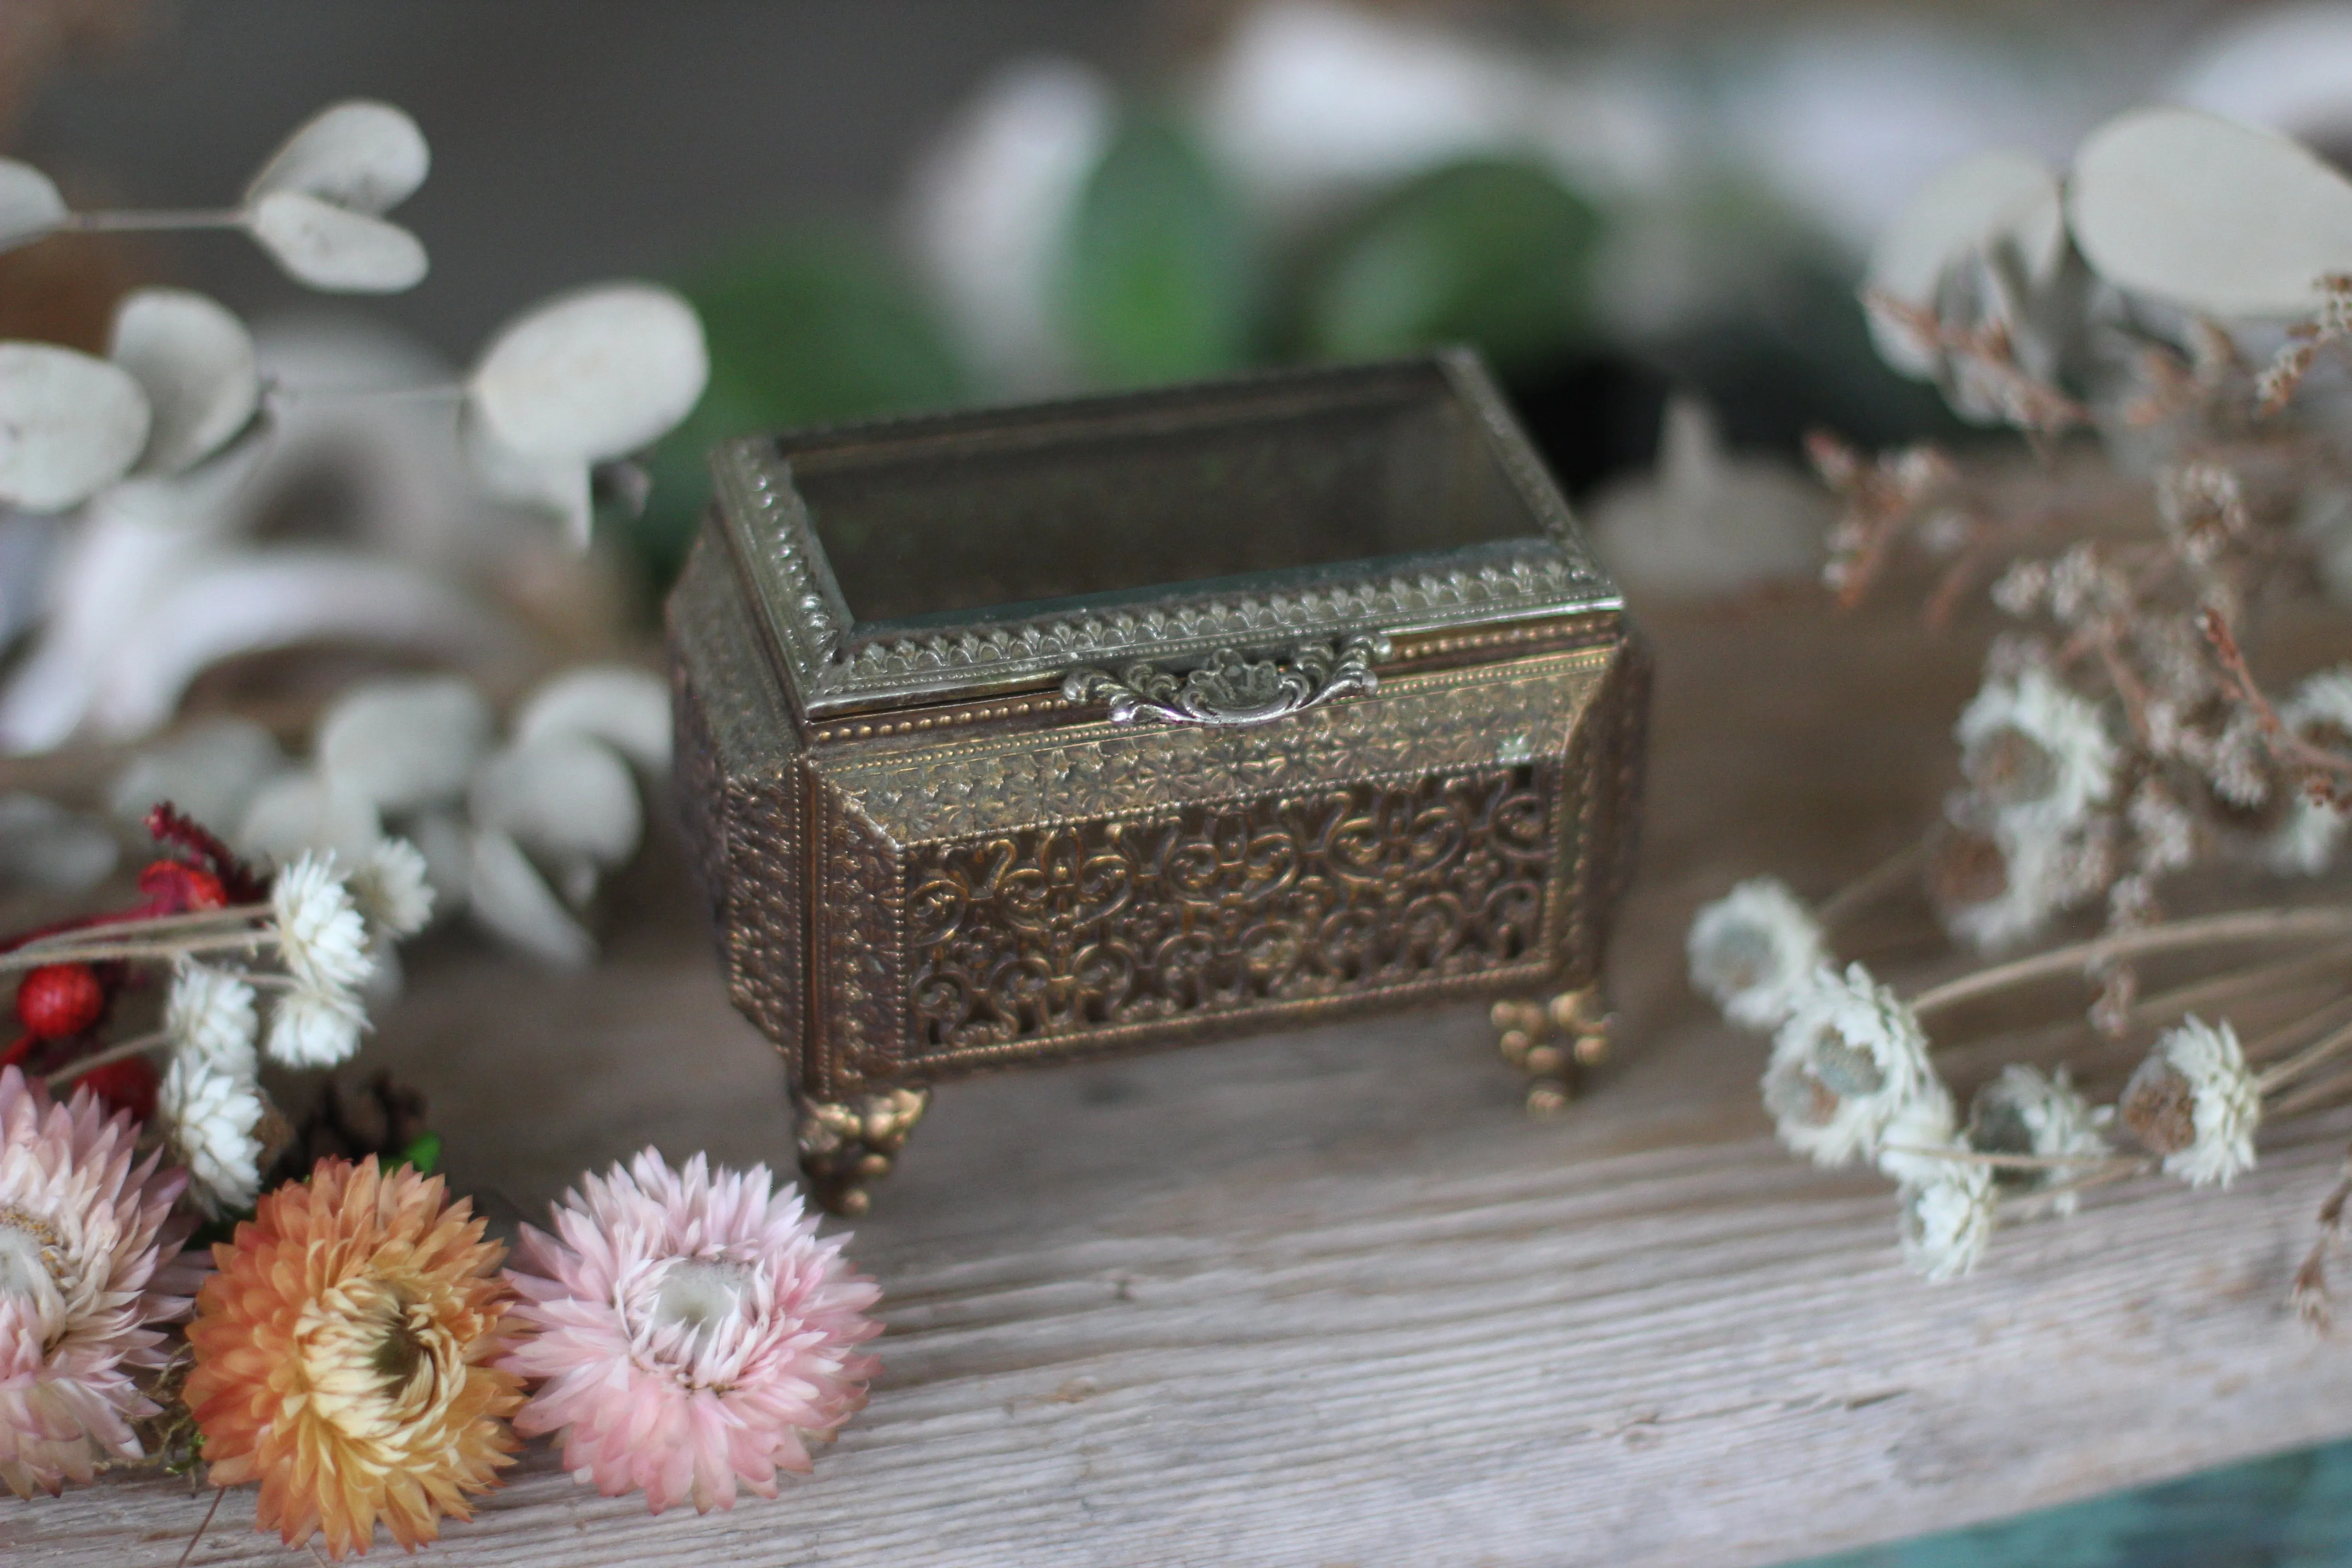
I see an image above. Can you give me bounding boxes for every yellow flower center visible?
[297,1275,462,1448]
[0,1205,69,1334]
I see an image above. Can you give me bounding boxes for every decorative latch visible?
[1061,633,1392,727]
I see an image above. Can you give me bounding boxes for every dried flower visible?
[1956,667,2118,837]
[1874,1088,1962,1188]
[1933,821,2104,954]
[1762,963,1942,1170]
[264,984,367,1069]
[270,851,373,998]
[1966,1064,2112,1215]
[1899,1162,1998,1283]
[1686,877,1828,1029]
[350,836,434,940]
[164,960,257,1075]
[0,1065,196,1496]
[185,1156,520,1558]
[501,1149,882,1514]
[2270,670,2352,875]
[2120,1016,2260,1188]
[157,1053,264,1218]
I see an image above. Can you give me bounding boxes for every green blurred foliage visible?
[1058,115,1259,385]
[1297,157,1605,372]
[627,232,967,588]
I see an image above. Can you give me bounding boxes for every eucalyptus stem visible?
[1911,907,2352,1018]
[59,208,245,233]
[44,1031,168,1090]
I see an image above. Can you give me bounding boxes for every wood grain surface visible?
[8,593,2352,1568]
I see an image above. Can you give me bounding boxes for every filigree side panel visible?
[897,766,1560,1071]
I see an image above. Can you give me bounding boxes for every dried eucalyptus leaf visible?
[108,288,261,475]
[316,674,492,812]
[245,190,429,293]
[1867,148,2065,378]
[245,99,429,215]
[466,827,594,967]
[461,412,592,544]
[108,715,288,832]
[0,792,117,892]
[467,734,642,872]
[513,664,670,771]
[466,283,708,463]
[0,159,65,253]
[0,343,151,511]
[235,767,384,866]
[2067,106,2352,318]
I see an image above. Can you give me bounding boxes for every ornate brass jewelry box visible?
[667,352,1649,1212]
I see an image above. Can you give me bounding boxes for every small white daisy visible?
[2121,1016,2260,1188]
[1687,877,1828,1030]
[1762,962,1940,1170]
[1955,667,2117,837]
[1874,1087,1962,1188]
[1966,1063,2112,1215]
[264,984,368,1069]
[350,835,435,939]
[1936,819,2106,955]
[2269,670,2352,876]
[157,1052,265,1218]
[164,961,257,1076]
[1899,1163,1998,1283]
[270,851,374,997]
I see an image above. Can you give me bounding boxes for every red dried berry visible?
[16,963,105,1040]
[76,1056,158,1124]
[137,860,228,915]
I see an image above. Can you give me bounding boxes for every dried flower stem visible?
[1881,1143,2141,1172]
[2260,1018,2352,1094]
[1911,908,2352,1018]
[2005,1159,2158,1214]
[59,208,245,233]
[43,1031,168,1090]
[1816,840,1929,931]
[12,904,269,950]
[0,931,268,975]
[2271,1062,2352,1122]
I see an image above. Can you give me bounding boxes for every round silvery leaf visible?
[466,827,594,967]
[0,159,65,253]
[0,343,151,511]
[107,288,261,475]
[467,283,708,463]
[1867,148,2065,378]
[514,664,671,771]
[245,99,429,215]
[108,715,288,832]
[2067,106,2352,318]
[467,734,642,871]
[234,767,383,866]
[462,411,592,544]
[316,674,492,812]
[245,190,428,293]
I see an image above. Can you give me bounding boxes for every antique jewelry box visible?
[667,351,1649,1212]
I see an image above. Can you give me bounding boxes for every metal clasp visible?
[1062,633,1391,728]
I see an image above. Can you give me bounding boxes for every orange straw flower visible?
[184,1156,521,1558]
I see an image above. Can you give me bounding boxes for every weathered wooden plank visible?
[6,597,2350,1567]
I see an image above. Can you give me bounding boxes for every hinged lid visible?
[709,349,1620,721]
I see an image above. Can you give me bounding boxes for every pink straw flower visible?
[500,1149,882,1514]
[0,1064,198,1496]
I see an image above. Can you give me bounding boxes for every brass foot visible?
[795,1087,931,1216]
[1492,986,1612,1116]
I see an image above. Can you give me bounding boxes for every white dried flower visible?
[1762,963,1940,1170]
[2156,462,2249,566]
[156,1052,264,1217]
[1936,821,2106,954]
[2121,1016,2260,1188]
[350,835,434,938]
[1874,1087,1962,1187]
[1955,666,2117,836]
[1687,877,1827,1029]
[270,851,373,996]
[1966,1064,2111,1215]
[1899,1162,1997,1283]
[2270,670,2352,876]
[264,983,367,1069]
[163,961,257,1076]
